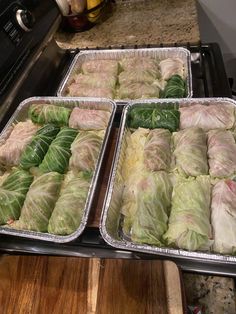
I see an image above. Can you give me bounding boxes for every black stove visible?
[0,1,234,276]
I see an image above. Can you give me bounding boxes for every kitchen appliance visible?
[0,0,233,275]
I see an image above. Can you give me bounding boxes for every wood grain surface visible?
[0,256,184,314]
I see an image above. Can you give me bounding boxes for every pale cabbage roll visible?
[207,129,236,178]
[180,104,235,131]
[159,58,184,80]
[119,68,157,85]
[163,176,212,251]
[74,72,117,89]
[69,108,110,130]
[67,83,113,98]
[69,131,103,171]
[173,127,208,177]
[118,82,159,99]
[211,179,236,254]
[81,59,118,75]
[120,57,158,72]
[144,129,171,171]
[0,121,38,167]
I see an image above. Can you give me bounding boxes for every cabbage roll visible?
[144,129,171,171]
[118,82,159,99]
[129,107,180,132]
[48,171,91,235]
[122,171,172,245]
[11,172,63,232]
[173,127,208,177]
[0,121,39,167]
[81,59,118,75]
[39,127,78,174]
[161,75,186,98]
[119,68,157,85]
[69,131,103,172]
[211,179,236,254]
[159,58,184,81]
[74,72,117,89]
[163,176,212,251]
[29,104,71,126]
[20,124,60,170]
[180,104,235,131]
[69,107,110,130]
[120,57,158,72]
[67,83,113,98]
[207,129,236,178]
[0,169,33,224]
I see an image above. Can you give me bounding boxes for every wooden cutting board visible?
[0,256,184,314]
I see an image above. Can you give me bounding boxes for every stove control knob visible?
[16,9,34,32]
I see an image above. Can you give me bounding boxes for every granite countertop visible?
[55,0,200,49]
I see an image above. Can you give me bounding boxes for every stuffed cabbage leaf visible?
[67,83,113,98]
[180,104,235,131]
[122,171,172,245]
[11,172,63,232]
[160,75,186,98]
[144,129,171,171]
[20,124,60,170]
[74,72,117,89]
[39,127,78,174]
[0,168,33,225]
[159,58,184,81]
[129,107,180,132]
[81,59,118,75]
[207,129,236,178]
[69,107,110,130]
[211,179,236,254]
[0,121,39,167]
[173,127,208,177]
[118,68,157,85]
[48,171,91,235]
[163,176,212,251]
[120,57,158,72]
[69,131,103,172]
[118,82,159,99]
[29,104,71,126]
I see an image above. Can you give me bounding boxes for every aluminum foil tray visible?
[57,48,192,102]
[0,97,116,243]
[100,97,236,264]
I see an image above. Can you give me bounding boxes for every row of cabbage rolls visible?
[120,103,236,254]
[0,103,110,235]
[67,57,186,99]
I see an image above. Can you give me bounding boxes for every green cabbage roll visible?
[29,104,71,126]
[160,75,186,98]
[118,82,159,99]
[144,129,171,171]
[12,172,63,232]
[163,176,212,251]
[20,124,60,170]
[39,127,78,174]
[173,127,208,177]
[69,131,103,172]
[48,171,91,235]
[0,168,33,224]
[129,107,180,132]
[129,171,172,246]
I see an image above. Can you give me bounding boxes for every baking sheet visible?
[57,48,192,102]
[0,97,116,243]
[100,97,236,263]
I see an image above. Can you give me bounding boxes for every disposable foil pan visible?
[57,48,193,102]
[0,97,116,243]
[100,97,236,263]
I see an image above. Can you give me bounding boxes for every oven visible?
[0,0,233,276]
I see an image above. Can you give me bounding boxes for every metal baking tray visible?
[57,48,193,102]
[100,97,236,264]
[0,96,116,243]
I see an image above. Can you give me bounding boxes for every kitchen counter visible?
[55,0,200,49]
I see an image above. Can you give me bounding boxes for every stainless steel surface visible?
[100,97,236,264]
[0,96,116,243]
[57,48,192,101]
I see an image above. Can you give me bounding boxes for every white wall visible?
[197,0,236,90]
